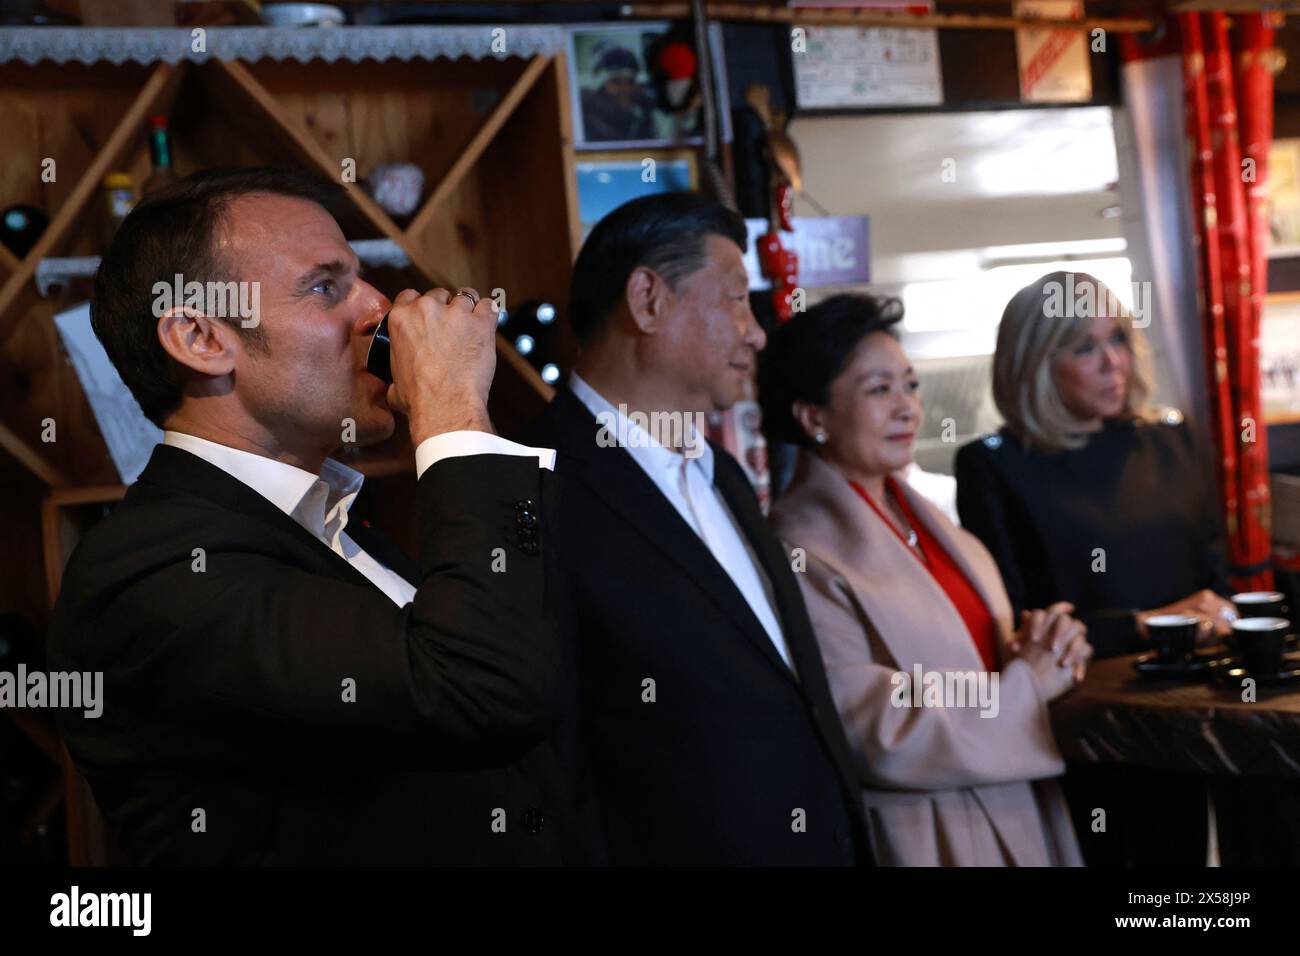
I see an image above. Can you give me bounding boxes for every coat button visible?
[522,807,545,833]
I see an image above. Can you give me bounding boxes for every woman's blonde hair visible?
[991,271,1153,452]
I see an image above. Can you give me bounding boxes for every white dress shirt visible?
[569,373,795,671]
[163,429,553,608]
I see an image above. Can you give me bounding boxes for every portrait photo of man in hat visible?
[577,39,657,143]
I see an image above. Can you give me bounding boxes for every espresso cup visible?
[1233,591,1289,620]
[366,313,392,384]
[1232,616,1290,676]
[1145,613,1200,662]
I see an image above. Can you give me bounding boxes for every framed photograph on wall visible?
[575,149,699,240]
[568,22,732,150]
[1269,138,1300,257]
[1263,292,1300,424]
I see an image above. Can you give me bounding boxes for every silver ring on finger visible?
[448,288,479,308]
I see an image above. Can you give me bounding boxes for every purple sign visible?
[742,215,870,290]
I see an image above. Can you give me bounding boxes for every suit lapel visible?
[136,443,392,597]
[714,446,879,852]
[551,389,796,683]
[710,449,816,683]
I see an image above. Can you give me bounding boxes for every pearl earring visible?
[814,431,827,445]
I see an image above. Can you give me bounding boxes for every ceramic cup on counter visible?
[1231,616,1291,676]
[1145,613,1201,663]
[1232,591,1289,620]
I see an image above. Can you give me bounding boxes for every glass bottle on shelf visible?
[0,203,48,259]
[101,173,135,252]
[142,115,176,198]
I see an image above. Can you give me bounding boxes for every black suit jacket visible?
[46,442,584,865]
[528,388,873,865]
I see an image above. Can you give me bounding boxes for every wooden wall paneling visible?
[549,54,583,266]
[39,487,130,866]
[405,157,491,291]
[40,486,128,606]
[479,60,580,302]
[0,62,182,344]
[404,152,548,434]
[0,80,45,216]
[404,54,550,243]
[487,345,550,440]
[0,64,160,492]
[0,421,67,489]
[246,60,356,168]
[532,53,582,376]
[479,56,581,380]
[250,58,495,201]
[206,60,451,283]
[401,56,579,436]
[171,66,289,173]
[1,288,117,488]
[0,240,19,277]
[0,62,150,226]
[0,457,60,841]
[401,165,545,434]
[38,83,169,259]
[1,448,60,629]
[0,71,119,499]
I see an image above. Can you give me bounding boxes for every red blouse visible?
[850,477,1000,671]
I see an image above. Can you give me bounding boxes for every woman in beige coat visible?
[759,294,1090,866]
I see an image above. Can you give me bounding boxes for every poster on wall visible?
[575,150,699,239]
[1014,0,1092,103]
[792,2,943,109]
[52,302,162,484]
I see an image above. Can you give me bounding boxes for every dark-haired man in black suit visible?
[529,194,873,865]
[47,167,576,864]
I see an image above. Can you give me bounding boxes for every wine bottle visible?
[501,300,562,385]
[0,204,47,259]
[142,115,176,198]
[101,173,135,252]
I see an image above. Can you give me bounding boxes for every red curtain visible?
[1179,10,1277,592]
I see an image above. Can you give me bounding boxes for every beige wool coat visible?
[770,451,1083,867]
